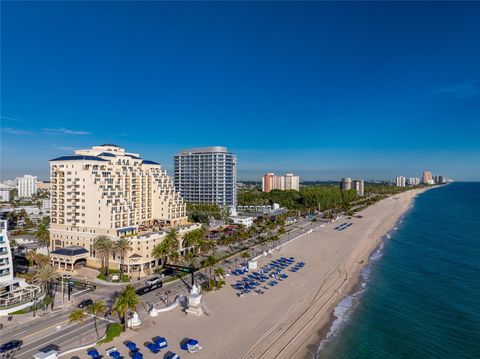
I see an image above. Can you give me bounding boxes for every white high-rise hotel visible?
[49,144,196,273]
[174,147,237,206]
[16,175,38,198]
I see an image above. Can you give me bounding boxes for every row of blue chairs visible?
[235,257,302,295]
[335,222,353,231]
[87,336,190,359]
[290,261,305,272]
[231,267,249,276]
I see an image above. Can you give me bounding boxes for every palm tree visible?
[213,267,225,285]
[169,251,180,265]
[9,239,18,250]
[113,285,140,328]
[152,229,179,267]
[93,236,114,277]
[114,238,132,280]
[69,309,86,327]
[203,255,217,283]
[87,301,107,336]
[182,252,196,268]
[198,239,215,256]
[35,223,50,253]
[6,211,18,226]
[181,230,199,253]
[166,228,179,250]
[34,264,59,296]
[152,240,170,268]
[241,251,250,266]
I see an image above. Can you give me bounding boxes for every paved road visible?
[1,218,322,358]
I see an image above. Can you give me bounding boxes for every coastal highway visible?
[0,218,321,358]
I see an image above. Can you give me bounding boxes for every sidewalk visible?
[0,290,75,329]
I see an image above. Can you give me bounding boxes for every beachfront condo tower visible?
[174,146,237,206]
[340,178,364,196]
[262,173,300,192]
[422,170,433,184]
[340,178,352,191]
[395,176,406,187]
[49,144,198,275]
[352,179,365,196]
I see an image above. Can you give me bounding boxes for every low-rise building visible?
[230,216,254,228]
[37,181,51,191]
[0,220,44,316]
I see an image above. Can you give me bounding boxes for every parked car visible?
[146,276,161,286]
[77,299,93,308]
[0,340,23,353]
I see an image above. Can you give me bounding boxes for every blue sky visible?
[1,2,479,181]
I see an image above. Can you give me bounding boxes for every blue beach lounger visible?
[153,337,168,350]
[87,349,103,359]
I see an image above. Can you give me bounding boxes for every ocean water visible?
[316,182,480,359]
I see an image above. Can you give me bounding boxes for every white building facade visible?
[0,221,14,282]
[17,175,38,198]
[352,179,365,196]
[174,146,237,206]
[395,176,406,187]
[0,189,10,202]
[407,177,421,186]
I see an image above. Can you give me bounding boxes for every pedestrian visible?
[8,315,13,322]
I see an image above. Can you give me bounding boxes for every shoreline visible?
[96,186,434,359]
[305,187,431,359]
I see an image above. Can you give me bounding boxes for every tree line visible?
[238,186,359,211]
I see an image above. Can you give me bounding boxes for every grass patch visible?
[10,307,33,315]
[98,323,124,344]
[96,269,130,282]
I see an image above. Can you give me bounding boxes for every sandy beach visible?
[97,187,430,359]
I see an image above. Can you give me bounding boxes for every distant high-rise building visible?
[16,175,38,198]
[262,173,300,192]
[284,173,300,191]
[174,146,237,206]
[395,176,406,187]
[407,177,421,186]
[438,175,445,184]
[340,178,352,191]
[422,171,433,184]
[352,179,365,196]
[0,188,10,202]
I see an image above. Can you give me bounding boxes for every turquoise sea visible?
[316,182,480,359]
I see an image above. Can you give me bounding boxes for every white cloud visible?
[1,127,35,135]
[1,115,23,122]
[43,128,91,135]
[433,81,480,98]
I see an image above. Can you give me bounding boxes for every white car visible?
[146,277,161,286]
